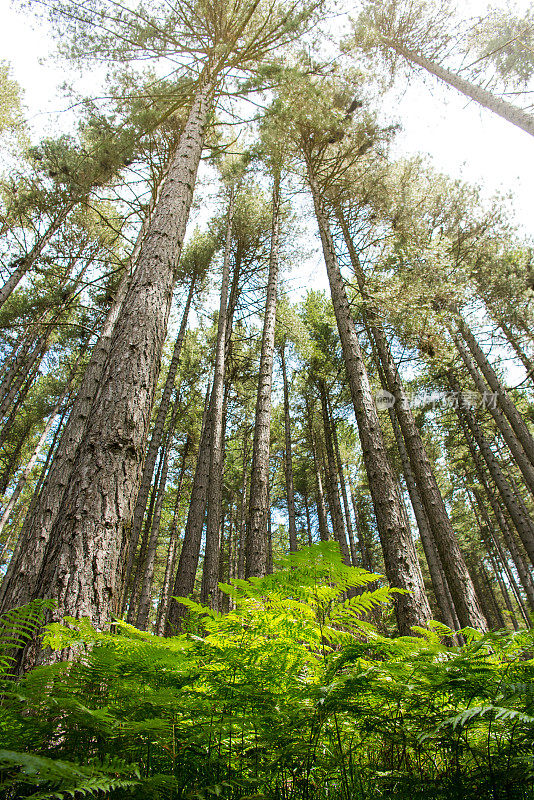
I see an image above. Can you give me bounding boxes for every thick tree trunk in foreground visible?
[304,147,431,634]
[383,38,534,138]
[3,80,215,654]
[246,175,282,575]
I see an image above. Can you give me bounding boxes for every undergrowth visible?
[0,542,533,799]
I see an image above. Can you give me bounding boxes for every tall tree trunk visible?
[382,37,534,137]
[154,435,190,636]
[465,434,534,611]
[452,378,534,567]
[330,409,358,566]
[0,208,144,613]
[305,400,330,542]
[201,189,235,607]
[246,174,282,574]
[318,387,350,565]
[451,326,534,497]
[303,147,431,634]
[166,380,212,633]
[136,400,179,631]
[390,410,460,630]
[0,201,76,310]
[455,313,534,467]
[121,274,196,608]
[280,343,298,553]
[338,207,486,629]
[3,79,215,658]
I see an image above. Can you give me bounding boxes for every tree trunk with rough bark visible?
[304,147,431,634]
[3,80,215,661]
[201,189,235,606]
[121,273,196,608]
[246,174,282,574]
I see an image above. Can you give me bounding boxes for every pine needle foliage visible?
[1,544,533,799]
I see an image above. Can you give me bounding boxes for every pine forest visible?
[1,0,534,796]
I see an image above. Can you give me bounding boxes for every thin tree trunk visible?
[455,313,534,467]
[3,79,215,658]
[280,343,298,554]
[451,326,534,497]
[391,411,460,630]
[246,174,282,574]
[330,411,358,566]
[383,37,534,137]
[136,400,180,631]
[166,379,213,633]
[0,201,76,310]
[201,188,235,607]
[466,436,534,611]
[304,149,431,633]
[306,400,330,542]
[154,435,190,636]
[452,378,534,567]
[318,381,350,564]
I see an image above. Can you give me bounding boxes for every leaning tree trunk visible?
[0,188,153,613]
[452,375,534,567]
[331,417,358,566]
[201,189,235,607]
[246,173,282,575]
[455,313,534,467]
[337,208,486,630]
[450,324,534,497]
[3,78,215,660]
[305,399,330,542]
[303,145,431,634]
[0,201,76,310]
[381,37,534,138]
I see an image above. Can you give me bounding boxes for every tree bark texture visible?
[3,79,215,648]
[201,188,236,606]
[246,174,282,574]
